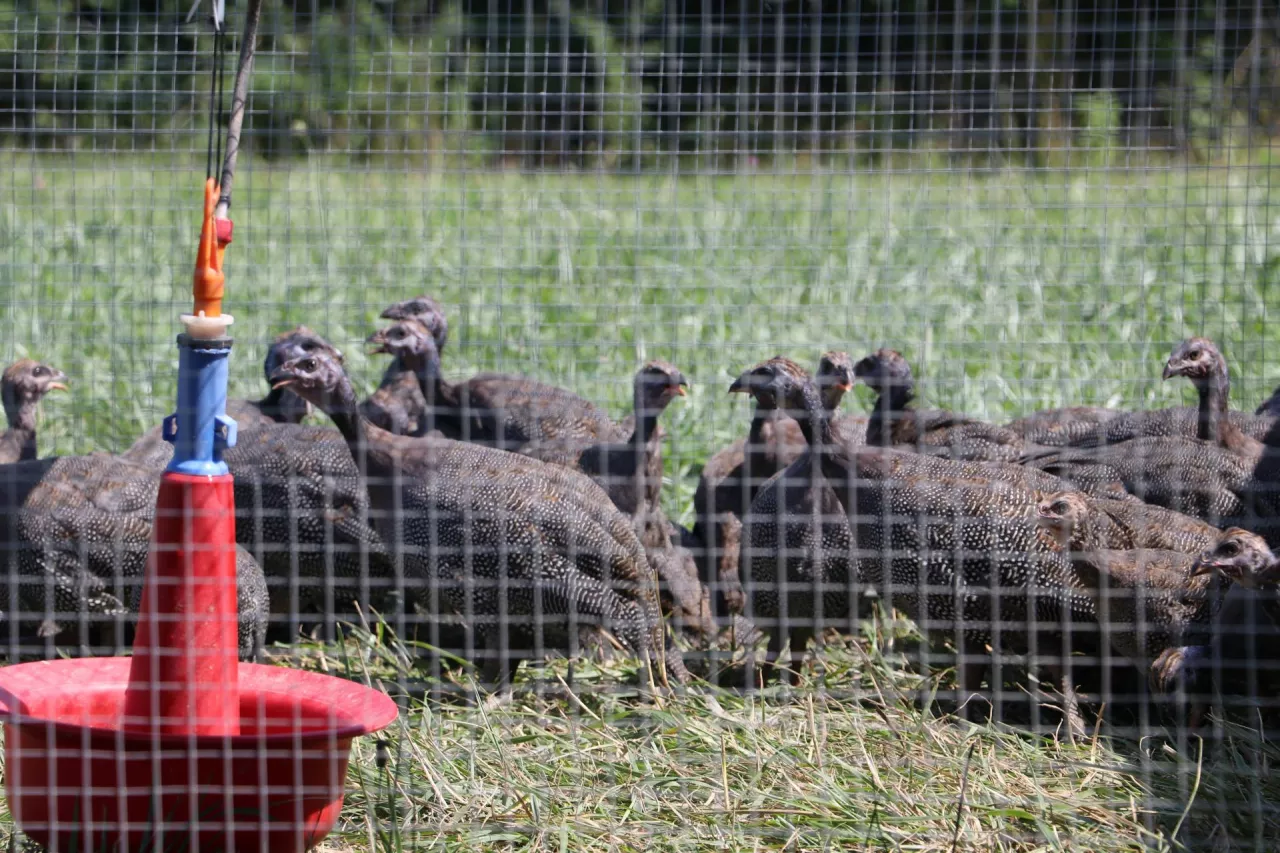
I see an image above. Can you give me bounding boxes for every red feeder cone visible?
[122,473,241,736]
[0,174,396,851]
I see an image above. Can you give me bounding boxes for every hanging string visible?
[205,17,227,182]
[214,25,227,180]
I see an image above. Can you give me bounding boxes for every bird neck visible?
[1196,364,1260,456]
[255,386,310,424]
[793,382,833,451]
[402,349,447,434]
[867,383,913,446]
[743,401,778,490]
[2,387,37,459]
[320,379,398,483]
[629,387,667,448]
[819,383,848,415]
[1195,364,1230,443]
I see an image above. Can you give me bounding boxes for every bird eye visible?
[1221,541,1240,556]
[1189,349,1201,360]
[32,366,46,376]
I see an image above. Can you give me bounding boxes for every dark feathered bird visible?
[1023,338,1274,450]
[855,348,1023,462]
[1062,545,1208,684]
[363,296,450,436]
[736,357,865,683]
[269,348,687,690]
[0,453,268,660]
[814,423,1081,699]
[0,359,67,464]
[366,305,619,452]
[694,352,865,621]
[1146,529,1278,696]
[1035,490,1222,556]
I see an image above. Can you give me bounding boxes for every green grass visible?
[2,154,1280,849]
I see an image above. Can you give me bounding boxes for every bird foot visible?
[1150,645,1209,694]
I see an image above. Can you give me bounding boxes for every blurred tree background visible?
[2,0,1277,168]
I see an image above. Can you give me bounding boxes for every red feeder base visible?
[0,657,398,853]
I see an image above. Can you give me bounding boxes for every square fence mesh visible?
[2,0,1280,849]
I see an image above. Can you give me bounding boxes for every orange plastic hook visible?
[192,178,233,318]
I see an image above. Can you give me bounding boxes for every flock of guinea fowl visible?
[3,293,1280,731]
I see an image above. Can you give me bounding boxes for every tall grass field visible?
[2,154,1279,849]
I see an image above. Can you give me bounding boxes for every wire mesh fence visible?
[2,0,1280,849]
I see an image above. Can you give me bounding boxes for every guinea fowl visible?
[694,352,864,621]
[268,349,686,690]
[365,300,622,452]
[811,411,1083,701]
[367,318,713,645]
[1019,341,1280,528]
[0,454,269,661]
[1059,544,1210,686]
[363,296,449,436]
[736,357,864,684]
[1151,529,1280,699]
[855,348,1023,462]
[122,326,344,470]
[1035,491,1222,556]
[1024,338,1274,449]
[513,360,688,517]
[0,359,68,464]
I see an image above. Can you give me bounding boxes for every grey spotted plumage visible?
[269,348,687,689]
[0,454,268,660]
[1035,490,1222,556]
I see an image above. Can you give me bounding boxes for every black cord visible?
[204,24,220,181]
[214,26,227,180]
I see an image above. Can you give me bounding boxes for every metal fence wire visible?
[2,0,1280,849]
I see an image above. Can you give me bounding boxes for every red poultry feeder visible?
[0,37,399,845]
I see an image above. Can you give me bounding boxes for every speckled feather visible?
[270,351,687,686]
[1037,491,1222,555]
[0,454,267,659]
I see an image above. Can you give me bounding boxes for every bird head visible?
[1191,528,1276,588]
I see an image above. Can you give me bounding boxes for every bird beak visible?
[728,377,747,394]
[1190,561,1216,578]
[269,368,296,391]
[834,380,853,392]
[48,373,69,392]
[365,329,391,355]
[1161,363,1178,381]
[379,306,405,320]
[672,381,688,397]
